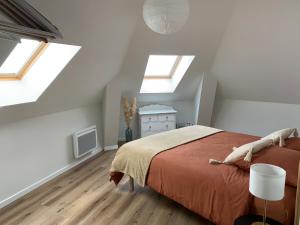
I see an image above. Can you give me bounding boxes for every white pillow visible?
[209,139,273,165]
[262,128,298,147]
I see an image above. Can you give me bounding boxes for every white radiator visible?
[73,125,98,158]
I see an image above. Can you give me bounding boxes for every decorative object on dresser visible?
[249,164,286,225]
[121,97,137,142]
[138,104,177,138]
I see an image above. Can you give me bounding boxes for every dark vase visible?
[125,127,133,142]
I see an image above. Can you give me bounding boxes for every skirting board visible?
[0,147,102,209]
[104,145,118,151]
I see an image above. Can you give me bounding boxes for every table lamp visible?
[249,164,286,225]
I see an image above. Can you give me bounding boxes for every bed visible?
[110,126,300,225]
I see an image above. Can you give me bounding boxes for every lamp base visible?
[251,222,270,225]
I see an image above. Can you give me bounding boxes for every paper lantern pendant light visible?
[143,0,190,35]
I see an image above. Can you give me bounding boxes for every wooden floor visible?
[0,151,212,225]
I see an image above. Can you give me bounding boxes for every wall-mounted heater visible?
[73,125,98,158]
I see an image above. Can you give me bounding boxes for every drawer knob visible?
[166,124,169,128]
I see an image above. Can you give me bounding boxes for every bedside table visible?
[234,215,283,225]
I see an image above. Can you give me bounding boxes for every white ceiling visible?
[212,0,300,104]
[0,0,141,124]
[2,0,299,124]
[0,0,236,124]
[112,0,236,103]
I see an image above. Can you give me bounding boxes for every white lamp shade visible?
[249,164,286,201]
[143,0,190,35]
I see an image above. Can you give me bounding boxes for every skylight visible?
[0,39,48,80]
[145,55,179,78]
[0,41,81,107]
[0,39,40,74]
[140,55,195,93]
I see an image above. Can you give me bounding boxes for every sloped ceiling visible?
[0,0,141,124]
[212,0,300,104]
[112,0,236,103]
[0,0,236,125]
[1,0,300,125]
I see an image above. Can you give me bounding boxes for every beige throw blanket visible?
[110,125,222,186]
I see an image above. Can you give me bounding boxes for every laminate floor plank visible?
[0,152,111,224]
[0,151,211,225]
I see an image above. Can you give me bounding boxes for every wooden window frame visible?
[0,42,48,81]
[144,56,183,79]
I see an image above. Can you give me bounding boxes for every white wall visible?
[0,105,102,207]
[212,98,300,136]
[193,76,203,124]
[102,81,122,148]
[210,0,300,137]
[194,74,217,126]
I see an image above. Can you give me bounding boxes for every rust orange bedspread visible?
[147,132,296,225]
[111,131,297,225]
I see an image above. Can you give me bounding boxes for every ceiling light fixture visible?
[143,0,190,35]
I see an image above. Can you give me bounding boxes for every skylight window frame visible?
[0,42,81,107]
[144,55,183,79]
[0,41,49,81]
[140,55,195,94]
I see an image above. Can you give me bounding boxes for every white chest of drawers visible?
[138,105,177,138]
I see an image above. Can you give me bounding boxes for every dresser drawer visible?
[141,121,176,137]
[141,121,176,133]
[162,121,176,131]
[141,122,162,132]
[158,114,176,122]
[141,115,159,123]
